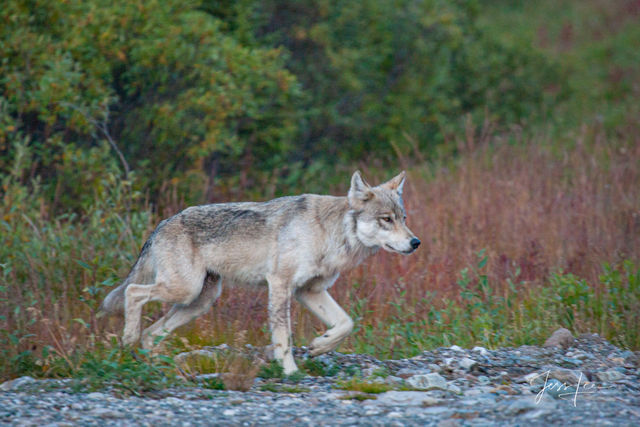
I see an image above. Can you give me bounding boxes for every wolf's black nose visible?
[410,238,421,249]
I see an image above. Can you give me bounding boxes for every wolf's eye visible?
[381,216,393,223]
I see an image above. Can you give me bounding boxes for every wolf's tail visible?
[98,239,154,317]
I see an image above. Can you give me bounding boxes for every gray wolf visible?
[100,171,420,374]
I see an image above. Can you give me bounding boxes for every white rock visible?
[472,346,489,356]
[596,369,626,382]
[428,363,442,373]
[459,357,478,370]
[447,383,462,394]
[449,345,464,352]
[0,376,36,391]
[406,373,448,391]
[373,391,442,407]
[523,372,546,386]
[86,392,108,400]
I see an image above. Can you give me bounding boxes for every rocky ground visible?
[1,331,639,426]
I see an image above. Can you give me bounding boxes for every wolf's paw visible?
[141,333,163,351]
[309,334,339,356]
[283,361,299,376]
[122,333,139,346]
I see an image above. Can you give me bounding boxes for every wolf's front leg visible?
[266,274,297,375]
[296,288,354,356]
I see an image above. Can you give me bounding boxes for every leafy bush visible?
[1,0,559,207]
[1,0,300,205]
[215,0,559,161]
[72,347,181,396]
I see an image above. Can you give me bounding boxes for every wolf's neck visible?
[324,198,378,271]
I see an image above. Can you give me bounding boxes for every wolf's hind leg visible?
[141,275,222,349]
[122,283,153,346]
[296,288,354,356]
[122,269,206,346]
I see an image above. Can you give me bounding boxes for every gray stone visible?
[395,368,430,378]
[0,376,36,391]
[523,409,554,419]
[596,369,626,382]
[472,346,489,356]
[447,383,462,395]
[0,338,638,426]
[373,391,442,407]
[406,373,448,391]
[537,378,576,400]
[86,392,109,400]
[501,399,537,416]
[459,357,478,371]
[544,328,575,349]
[383,375,403,386]
[90,408,125,419]
[548,368,583,384]
[477,375,490,384]
[428,363,442,373]
[438,419,461,427]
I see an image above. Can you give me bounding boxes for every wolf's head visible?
[347,171,420,254]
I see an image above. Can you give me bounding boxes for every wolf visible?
[100,171,420,374]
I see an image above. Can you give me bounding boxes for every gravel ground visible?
[2,332,639,426]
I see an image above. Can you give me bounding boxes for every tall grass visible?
[1,121,639,380]
[309,122,640,356]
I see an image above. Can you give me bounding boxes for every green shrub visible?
[337,377,392,394]
[217,0,559,161]
[72,346,181,396]
[0,0,300,205]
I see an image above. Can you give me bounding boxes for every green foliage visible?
[199,376,226,390]
[257,360,285,379]
[256,360,308,381]
[258,383,310,393]
[1,0,300,204]
[72,347,181,396]
[0,141,152,380]
[348,256,640,358]
[337,377,392,394]
[546,261,640,349]
[220,0,558,160]
[478,0,640,132]
[0,0,558,206]
[339,393,378,401]
[301,357,340,377]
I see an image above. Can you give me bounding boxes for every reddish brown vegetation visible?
[196,124,639,348]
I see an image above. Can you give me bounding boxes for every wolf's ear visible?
[380,171,406,195]
[349,171,374,204]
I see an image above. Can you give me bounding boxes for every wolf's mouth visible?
[384,244,414,255]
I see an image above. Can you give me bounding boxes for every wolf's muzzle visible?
[410,238,421,250]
